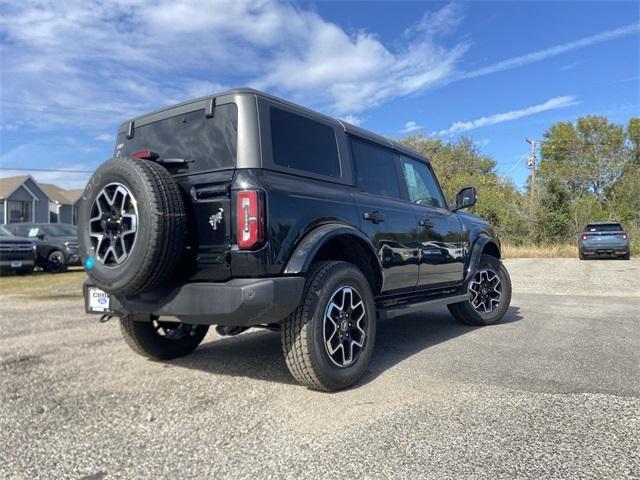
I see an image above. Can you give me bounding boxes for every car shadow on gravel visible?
[169,306,523,389]
[360,305,522,387]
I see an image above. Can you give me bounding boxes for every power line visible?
[0,167,94,173]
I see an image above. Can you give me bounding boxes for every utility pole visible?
[525,137,537,203]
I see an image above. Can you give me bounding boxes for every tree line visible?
[401,116,640,253]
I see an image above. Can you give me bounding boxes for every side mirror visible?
[37,234,46,240]
[453,186,477,211]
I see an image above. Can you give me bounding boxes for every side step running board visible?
[377,293,469,320]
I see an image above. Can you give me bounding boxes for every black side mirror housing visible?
[37,234,46,240]
[453,186,477,211]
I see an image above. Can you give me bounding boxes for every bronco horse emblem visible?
[208,208,224,230]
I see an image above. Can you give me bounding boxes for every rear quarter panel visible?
[230,169,360,276]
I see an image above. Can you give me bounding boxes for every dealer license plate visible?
[88,287,111,313]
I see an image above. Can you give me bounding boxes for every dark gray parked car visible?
[0,225,36,275]
[5,223,80,272]
[579,222,630,260]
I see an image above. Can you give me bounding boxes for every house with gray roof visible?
[0,175,82,225]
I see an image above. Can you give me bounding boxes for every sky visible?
[0,0,638,189]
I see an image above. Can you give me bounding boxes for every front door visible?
[398,155,464,287]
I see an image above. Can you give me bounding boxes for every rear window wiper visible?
[131,150,193,166]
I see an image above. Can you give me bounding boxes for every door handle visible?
[363,211,385,223]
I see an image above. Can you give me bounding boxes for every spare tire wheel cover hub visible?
[89,182,138,266]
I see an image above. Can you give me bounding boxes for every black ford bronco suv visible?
[79,88,511,391]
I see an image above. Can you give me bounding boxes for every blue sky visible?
[0,0,638,189]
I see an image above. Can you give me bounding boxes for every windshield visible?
[0,225,14,237]
[584,223,623,232]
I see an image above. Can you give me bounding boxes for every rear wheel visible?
[579,249,585,260]
[120,316,209,360]
[448,254,511,326]
[281,261,376,391]
[622,252,631,260]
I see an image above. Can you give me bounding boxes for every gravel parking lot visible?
[1,258,638,479]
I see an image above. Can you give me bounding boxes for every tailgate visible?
[178,171,234,281]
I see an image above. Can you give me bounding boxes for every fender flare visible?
[464,234,500,284]
[283,223,383,277]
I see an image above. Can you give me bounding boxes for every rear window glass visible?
[270,107,341,178]
[584,223,623,232]
[350,137,402,199]
[116,104,237,173]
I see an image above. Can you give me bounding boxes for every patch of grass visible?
[0,269,87,299]
[502,243,579,258]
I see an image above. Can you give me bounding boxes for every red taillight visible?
[622,233,628,240]
[236,190,265,249]
[581,234,588,240]
[132,150,159,160]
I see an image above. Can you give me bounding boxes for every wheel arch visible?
[283,224,384,295]
[464,234,501,283]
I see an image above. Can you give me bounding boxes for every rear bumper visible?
[580,246,629,257]
[84,276,306,326]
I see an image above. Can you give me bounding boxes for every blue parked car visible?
[579,222,630,260]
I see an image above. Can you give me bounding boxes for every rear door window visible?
[350,137,402,199]
[269,107,341,178]
[116,104,238,174]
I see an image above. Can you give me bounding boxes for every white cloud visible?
[434,96,579,136]
[0,0,467,130]
[94,133,114,142]
[340,115,362,126]
[561,61,582,71]
[460,22,639,80]
[0,0,636,139]
[405,2,463,38]
[400,121,424,134]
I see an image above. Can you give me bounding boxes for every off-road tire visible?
[47,250,67,273]
[120,316,209,360]
[579,249,585,260]
[78,158,186,295]
[448,254,512,326]
[622,252,631,260]
[281,261,376,391]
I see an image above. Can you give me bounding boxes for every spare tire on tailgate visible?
[78,157,186,296]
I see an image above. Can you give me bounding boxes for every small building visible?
[0,175,52,224]
[0,175,83,225]
[39,183,83,224]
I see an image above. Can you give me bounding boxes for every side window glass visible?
[350,137,402,199]
[400,157,445,209]
[270,107,341,178]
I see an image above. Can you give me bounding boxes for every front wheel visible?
[281,261,377,391]
[448,254,512,326]
[120,316,209,360]
[47,250,67,273]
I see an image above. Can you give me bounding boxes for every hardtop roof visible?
[119,88,427,162]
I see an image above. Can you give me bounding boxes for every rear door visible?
[115,101,239,280]
[398,155,464,286]
[349,136,420,293]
